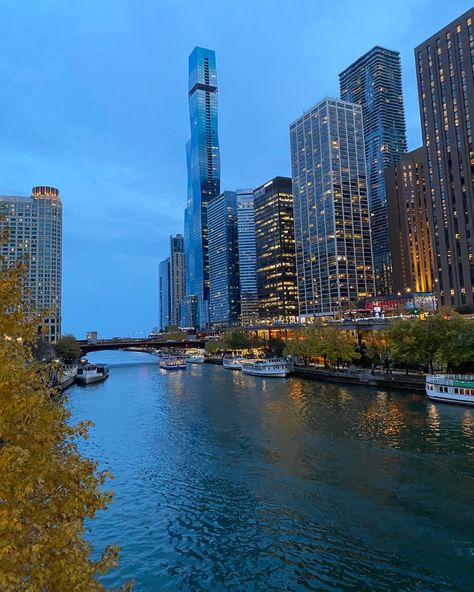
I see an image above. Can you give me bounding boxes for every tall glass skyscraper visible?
[0,186,62,342]
[169,234,185,327]
[290,98,375,316]
[159,257,170,331]
[254,177,298,323]
[184,47,220,328]
[208,191,240,328]
[415,8,474,310]
[236,189,258,326]
[340,47,407,295]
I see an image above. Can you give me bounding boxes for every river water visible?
[68,351,474,591]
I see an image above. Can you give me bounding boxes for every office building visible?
[159,257,170,331]
[290,98,375,316]
[385,147,434,294]
[184,47,221,328]
[208,191,240,327]
[169,234,185,327]
[236,189,258,326]
[0,186,62,342]
[340,46,407,295]
[415,8,474,310]
[253,177,298,323]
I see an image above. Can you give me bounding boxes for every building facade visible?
[0,186,62,342]
[184,47,221,328]
[208,191,240,327]
[415,8,474,310]
[385,147,434,295]
[253,177,298,323]
[290,98,375,317]
[169,234,185,327]
[340,46,407,295]
[236,189,258,326]
[159,257,170,331]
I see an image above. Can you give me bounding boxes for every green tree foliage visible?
[266,337,285,357]
[55,334,82,363]
[219,330,260,351]
[285,325,359,368]
[0,243,127,590]
[388,312,474,373]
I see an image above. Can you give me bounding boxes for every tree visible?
[313,326,360,368]
[266,337,285,357]
[204,340,220,354]
[220,329,260,351]
[0,249,126,589]
[55,334,82,363]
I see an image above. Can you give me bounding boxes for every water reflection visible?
[69,352,474,591]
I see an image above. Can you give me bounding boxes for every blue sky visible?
[0,0,471,337]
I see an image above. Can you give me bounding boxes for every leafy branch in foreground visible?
[0,245,129,590]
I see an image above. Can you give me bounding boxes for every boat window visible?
[454,388,459,394]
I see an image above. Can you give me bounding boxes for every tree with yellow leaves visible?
[0,240,129,590]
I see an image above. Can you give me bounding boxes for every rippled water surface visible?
[68,351,474,591]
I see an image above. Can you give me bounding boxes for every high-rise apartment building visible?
[208,191,240,328]
[254,177,298,323]
[385,147,434,295]
[290,98,375,316]
[415,8,474,310]
[159,257,170,331]
[0,186,62,342]
[340,47,407,295]
[169,234,185,327]
[184,47,220,328]
[236,189,258,326]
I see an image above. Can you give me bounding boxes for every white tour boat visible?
[185,349,206,364]
[76,363,109,385]
[223,355,245,370]
[241,358,290,378]
[160,355,187,371]
[425,374,474,406]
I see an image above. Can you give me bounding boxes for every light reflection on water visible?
[69,351,474,591]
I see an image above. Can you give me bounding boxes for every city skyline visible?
[0,0,471,336]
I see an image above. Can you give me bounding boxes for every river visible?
[68,351,474,591]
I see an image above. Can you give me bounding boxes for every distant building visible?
[159,257,170,331]
[236,189,258,326]
[340,46,407,295]
[290,98,375,317]
[253,177,298,323]
[415,8,474,310]
[385,148,434,295]
[184,47,221,328]
[86,331,98,344]
[169,234,185,327]
[0,186,62,342]
[208,191,240,327]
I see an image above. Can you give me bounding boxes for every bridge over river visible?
[78,337,205,355]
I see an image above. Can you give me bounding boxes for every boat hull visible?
[242,368,288,378]
[160,364,187,370]
[427,392,474,406]
[76,373,109,385]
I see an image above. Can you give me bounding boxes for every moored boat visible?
[76,363,109,385]
[160,355,187,370]
[425,374,474,406]
[223,355,244,370]
[242,358,289,378]
[185,349,206,364]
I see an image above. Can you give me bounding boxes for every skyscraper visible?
[184,47,220,328]
[290,98,375,316]
[208,191,240,328]
[254,177,298,323]
[340,46,407,295]
[236,189,258,326]
[169,234,185,327]
[385,148,434,295]
[159,257,170,331]
[415,8,474,310]
[0,186,62,342]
